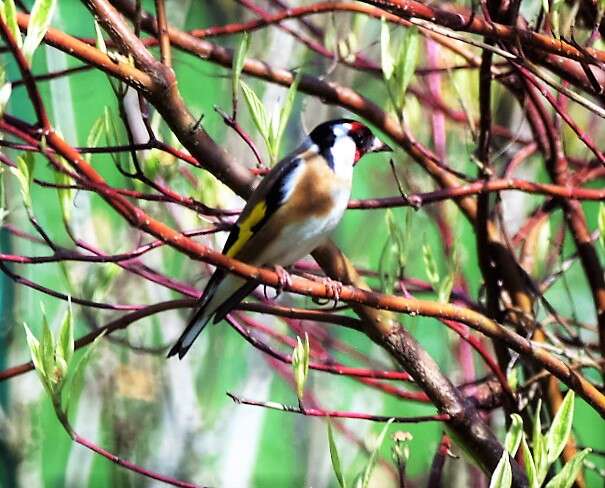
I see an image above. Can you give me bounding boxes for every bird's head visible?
[308,119,392,172]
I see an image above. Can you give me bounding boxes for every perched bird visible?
[168,119,391,358]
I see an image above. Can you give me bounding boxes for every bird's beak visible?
[369,136,392,153]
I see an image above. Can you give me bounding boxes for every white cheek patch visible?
[329,136,357,177]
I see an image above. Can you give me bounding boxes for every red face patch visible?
[349,121,365,134]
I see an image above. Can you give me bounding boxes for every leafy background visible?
[0,0,604,487]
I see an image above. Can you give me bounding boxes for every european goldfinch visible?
[169,119,391,358]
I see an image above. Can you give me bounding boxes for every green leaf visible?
[292,333,310,401]
[11,152,35,210]
[94,20,107,54]
[0,81,11,116]
[57,298,74,368]
[232,32,249,110]
[505,414,524,456]
[379,237,399,295]
[521,436,538,488]
[274,72,300,160]
[422,243,440,288]
[532,398,542,449]
[544,448,590,488]
[337,32,357,63]
[361,418,394,488]
[62,332,105,412]
[103,106,128,169]
[22,0,57,63]
[546,390,575,465]
[40,310,56,385]
[0,0,22,48]
[85,114,105,163]
[397,26,419,100]
[438,271,454,304]
[489,450,512,488]
[241,81,269,138]
[55,164,74,223]
[534,430,549,486]
[598,203,605,249]
[379,210,408,294]
[380,18,394,81]
[23,323,44,379]
[328,421,347,488]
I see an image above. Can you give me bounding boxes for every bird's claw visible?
[323,277,343,309]
[264,265,292,299]
[309,276,342,308]
[274,265,292,294]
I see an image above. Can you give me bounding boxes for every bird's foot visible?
[274,265,292,293]
[264,265,292,299]
[322,277,343,308]
[307,274,342,308]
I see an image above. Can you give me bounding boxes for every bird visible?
[168,118,391,358]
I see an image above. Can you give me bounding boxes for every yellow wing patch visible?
[226,200,267,258]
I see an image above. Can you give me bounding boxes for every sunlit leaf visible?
[546,390,574,465]
[23,323,44,379]
[241,81,269,147]
[534,427,549,485]
[504,414,523,456]
[521,436,538,488]
[0,0,22,47]
[41,309,56,385]
[274,72,300,161]
[397,26,419,103]
[380,19,394,81]
[422,243,440,288]
[23,0,57,63]
[438,271,454,304]
[0,81,11,116]
[489,450,512,488]
[532,399,542,448]
[11,152,35,210]
[57,298,74,369]
[544,448,590,488]
[292,333,310,401]
[94,20,107,54]
[232,32,249,111]
[86,114,105,162]
[62,332,105,412]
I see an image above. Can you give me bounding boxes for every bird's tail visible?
[167,278,220,359]
[168,273,249,359]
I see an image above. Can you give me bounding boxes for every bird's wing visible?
[221,145,309,259]
[168,144,311,358]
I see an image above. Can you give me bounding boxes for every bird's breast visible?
[251,158,352,266]
[286,156,352,221]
